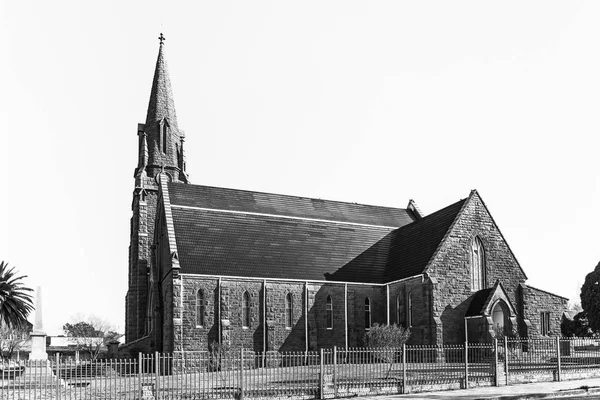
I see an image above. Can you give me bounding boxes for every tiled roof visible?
[384,199,466,282]
[167,183,466,283]
[465,288,494,317]
[168,183,415,227]
[171,207,396,282]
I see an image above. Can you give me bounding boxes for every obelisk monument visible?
[29,286,48,360]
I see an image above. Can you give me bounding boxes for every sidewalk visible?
[357,378,600,399]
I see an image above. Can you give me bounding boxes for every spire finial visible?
[158,33,166,45]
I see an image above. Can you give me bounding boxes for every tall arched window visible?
[158,118,169,153]
[471,237,486,291]
[364,297,371,329]
[196,289,205,327]
[396,295,401,325]
[326,295,333,329]
[242,291,250,328]
[285,293,293,328]
[406,292,413,327]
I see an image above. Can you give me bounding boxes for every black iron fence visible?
[2,338,600,399]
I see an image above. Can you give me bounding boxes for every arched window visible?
[406,292,413,328]
[242,291,250,328]
[158,118,169,153]
[471,237,486,291]
[285,293,293,328]
[364,297,371,329]
[196,289,205,327]
[326,295,333,329]
[396,295,401,325]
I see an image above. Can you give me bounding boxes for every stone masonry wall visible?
[388,277,433,345]
[427,193,528,345]
[520,284,567,337]
[126,189,157,343]
[179,276,220,351]
[173,278,385,352]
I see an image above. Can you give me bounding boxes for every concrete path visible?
[356,378,600,399]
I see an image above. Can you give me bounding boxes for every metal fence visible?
[2,339,600,399]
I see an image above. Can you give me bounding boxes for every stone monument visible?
[29,286,48,360]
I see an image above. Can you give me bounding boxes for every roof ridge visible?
[523,284,569,301]
[395,197,467,233]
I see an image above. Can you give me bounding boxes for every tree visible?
[580,261,600,333]
[0,261,33,329]
[562,311,593,337]
[0,323,29,361]
[363,323,411,378]
[63,316,122,360]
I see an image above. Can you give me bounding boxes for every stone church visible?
[122,39,568,355]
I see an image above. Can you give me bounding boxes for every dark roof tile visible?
[384,199,466,282]
[168,183,414,227]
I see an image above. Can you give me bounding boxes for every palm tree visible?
[0,261,33,328]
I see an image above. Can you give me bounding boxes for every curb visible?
[484,386,600,399]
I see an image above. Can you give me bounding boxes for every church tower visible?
[126,34,189,344]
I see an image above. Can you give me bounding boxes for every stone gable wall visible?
[427,194,528,344]
[520,285,567,337]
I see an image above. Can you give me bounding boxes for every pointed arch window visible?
[242,291,250,328]
[396,295,401,325]
[158,118,169,153]
[285,293,293,329]
[364,297,371,330]
[471,237,486,291]
[196,289,205,327]
[326,295,333,329]
[406,292,413,328]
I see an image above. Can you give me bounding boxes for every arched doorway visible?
[491,301,509,332]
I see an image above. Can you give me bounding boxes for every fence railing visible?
[2,338,600,399]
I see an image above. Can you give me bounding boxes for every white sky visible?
[1,1,599,336]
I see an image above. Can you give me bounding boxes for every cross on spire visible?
[158,33,166,45]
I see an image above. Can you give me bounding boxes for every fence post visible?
[556,336,561,382]
[464,341,469,389]
[138,352,143,400]
[402,344,407,394]
[504,337,509,385]
[494,338,499,387]
[319,348,324,400]
[155,351,160,395]
[333,346,338,398]
[240,348,245,400]
[55,353,61,400]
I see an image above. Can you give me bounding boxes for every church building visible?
[123,38,568,355]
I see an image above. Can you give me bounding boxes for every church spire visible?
[145,33,178,132]
[138,33,188,184]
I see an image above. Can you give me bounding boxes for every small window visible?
[540,312,551,336]
[364,297,371,329]
[395,295,401,325]
[326,295,333,329]
[158,118,169,153]
[242,291,250,328]
[196,289,205,327]
[406,292,413,328]
[285,293,293,329]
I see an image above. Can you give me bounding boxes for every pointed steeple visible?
[137,33,188,184]
[145,34,178,132]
